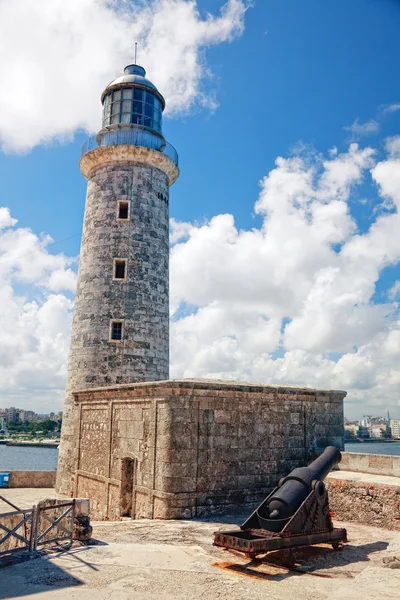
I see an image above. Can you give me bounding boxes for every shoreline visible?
[1,441,59,448]
[345,439,400,443]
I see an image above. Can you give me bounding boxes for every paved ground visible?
[0,488,56,512]
[1,487,400,599]
[1,513,400,600]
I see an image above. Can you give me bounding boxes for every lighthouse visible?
[56,64,179,495]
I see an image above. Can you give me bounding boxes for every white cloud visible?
[345,103,400,141]
[169,218,195,245]
[0,207,17,230]
[0,0,248,152]
[389,281,400,300]
[0,226,77,291]
[383,103,400,115]
[0,142,399,417]
[170,142,400,418]
[0,215,75,411]
[372,141,400,210]
[345,118,380,138]
[385,135,400,159]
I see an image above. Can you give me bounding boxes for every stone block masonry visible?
[57,64,180,498]
[57,154,171,496]
[326,475,400,531]
[72,379,345,520]
[6,471,56,488]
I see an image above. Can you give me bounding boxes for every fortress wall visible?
[72,379,345,520]
[4,471,57,489]
[326,476,400,530]
[339,451,400,478]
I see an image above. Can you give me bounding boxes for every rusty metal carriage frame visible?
[214,483,348,562]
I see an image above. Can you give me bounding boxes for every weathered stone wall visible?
[57,154,171,496]
[6,471,56,488]
[73,379,345,520]
[326,477,400,530]
[339,451,400,477]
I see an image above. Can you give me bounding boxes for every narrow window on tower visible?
[110,320,123,342]
[113,258,127,281]
[117,201,129,220]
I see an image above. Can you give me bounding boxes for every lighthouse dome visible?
[100,64,165,135]
[103,65,160,95]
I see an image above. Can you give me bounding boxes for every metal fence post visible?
[32,504,40,552]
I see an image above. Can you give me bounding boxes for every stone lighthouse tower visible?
[56,64,179,495]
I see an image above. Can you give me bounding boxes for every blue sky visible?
[0,0,399,418]
[2,0,399,250]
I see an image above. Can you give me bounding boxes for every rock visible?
[383,556,400,569]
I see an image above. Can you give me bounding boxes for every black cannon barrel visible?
[254,446,341,531]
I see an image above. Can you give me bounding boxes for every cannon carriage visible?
[213,446,347,565]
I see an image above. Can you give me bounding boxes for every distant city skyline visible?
[0,403,395,427]
[0,406,62,424]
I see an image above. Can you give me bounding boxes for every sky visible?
[0,0,399,420]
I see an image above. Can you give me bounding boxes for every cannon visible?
[213,446,347,565]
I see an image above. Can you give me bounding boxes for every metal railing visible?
[34,501,74,550]
[81,129,178,166]
[0,497,75,558]
[0,495,35,556]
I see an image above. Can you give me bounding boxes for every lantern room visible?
[100,65,165,136]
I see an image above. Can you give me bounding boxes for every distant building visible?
[0,407,40,424]
[370,425,386,439]
[358,425,370,439]
[7,407,18,423]
[344,424,358,439]
[361,415,373,427]
[17,409,35,422]
[361,415,386,427]
[390,420,400,439]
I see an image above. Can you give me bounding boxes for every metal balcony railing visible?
[81,129,178,166]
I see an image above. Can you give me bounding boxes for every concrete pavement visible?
[0,488,57,512]
[1,516,400,600]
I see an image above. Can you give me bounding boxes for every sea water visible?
[344,442,400,456]
[0,445,59,471]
